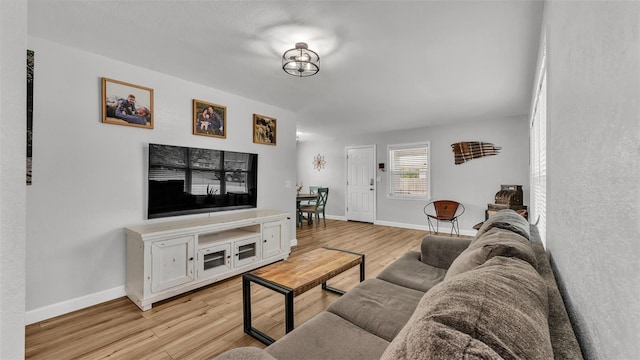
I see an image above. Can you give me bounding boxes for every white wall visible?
[0,1,27,357]
[25,36,298,322]
[297,116,529,233]
[543,1,640,358]
[296,136,350,220]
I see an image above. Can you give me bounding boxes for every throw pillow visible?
[444,227,536,280]
[475,209,530,240]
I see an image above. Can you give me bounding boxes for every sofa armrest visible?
[214,347,277,360]
[420,235,471,269]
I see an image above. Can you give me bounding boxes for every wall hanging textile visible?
[451,141,501,165]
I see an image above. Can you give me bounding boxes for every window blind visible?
[388,143,430,199]
[531,54,547,245]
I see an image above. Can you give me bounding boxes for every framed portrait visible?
[102,77,154,129]
[253,113,276,145]
[193,100,227,138]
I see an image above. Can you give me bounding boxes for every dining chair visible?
[298,186,319,226]
[298,187,329,226]
[306,186,320,205]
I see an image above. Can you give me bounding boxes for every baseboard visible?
[25,286,126,325]
[320,215,475,236]
[325,214,347,221]
[373,220,476,237]
[290,238,298,247]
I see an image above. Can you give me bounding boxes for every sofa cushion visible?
[381,256,553,360]
[327,278,425,341]
[265,311,389,360]
[381,320,504,359]
[475,208,530,240]
[420,235,472,269]
[444,227,536,280]
[376,251,448,292]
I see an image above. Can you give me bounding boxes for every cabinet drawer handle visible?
[189,257,194,261]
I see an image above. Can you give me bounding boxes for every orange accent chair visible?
[423,200,465,236]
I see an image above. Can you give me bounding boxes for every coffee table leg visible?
[321,250,365,294]
[243,275,251,333]
[285,291,294,333]
[243,273,295,346]
[243,274,277,345]
[321,281,346,295]
[359,254,365,281]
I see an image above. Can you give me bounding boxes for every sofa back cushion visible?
[420,235,472,269]
[381,256,553,360]
[444,227,536,280]
[475,209,530,241]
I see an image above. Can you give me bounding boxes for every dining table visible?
[296,193,318,227]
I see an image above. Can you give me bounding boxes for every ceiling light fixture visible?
[282,42,320,77]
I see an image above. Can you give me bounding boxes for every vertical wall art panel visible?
[27,49,34,185]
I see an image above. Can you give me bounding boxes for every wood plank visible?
[77,330,160,359]
[250,247,361,295]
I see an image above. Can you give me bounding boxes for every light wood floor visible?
[25,220,463,359]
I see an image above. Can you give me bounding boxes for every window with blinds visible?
[149,146,223,196]
[148,146,253,196]
[531,44,547,245]
[388,142,430,199]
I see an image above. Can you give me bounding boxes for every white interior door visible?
[346,146,375,223]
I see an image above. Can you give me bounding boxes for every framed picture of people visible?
[253,113,276,145]
[193,100,227,138]
[101,77,154,129]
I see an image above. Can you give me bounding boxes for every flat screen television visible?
[148,143,258,219]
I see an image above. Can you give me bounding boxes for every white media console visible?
[125,209,291,310]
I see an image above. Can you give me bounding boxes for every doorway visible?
[345,145,376,223]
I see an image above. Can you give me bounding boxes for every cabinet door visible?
[151,236,195,293]
[197,243,232,280]
[262,220,287,259]
[234,236,261,268]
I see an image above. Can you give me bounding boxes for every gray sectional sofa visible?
[216,210,583,359]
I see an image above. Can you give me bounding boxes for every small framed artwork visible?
[102,77,154,129]
[193,100,227,138]
[253,113,276,145]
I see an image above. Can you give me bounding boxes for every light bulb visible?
[296,53,310,62]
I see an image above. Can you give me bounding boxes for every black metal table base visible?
[243,248,365,345]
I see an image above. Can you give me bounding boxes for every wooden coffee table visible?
[242,247,365,345]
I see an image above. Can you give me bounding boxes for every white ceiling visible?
[27,0,544,141]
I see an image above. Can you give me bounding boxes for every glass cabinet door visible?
[197,243,232,279]
[234,236,261,268]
